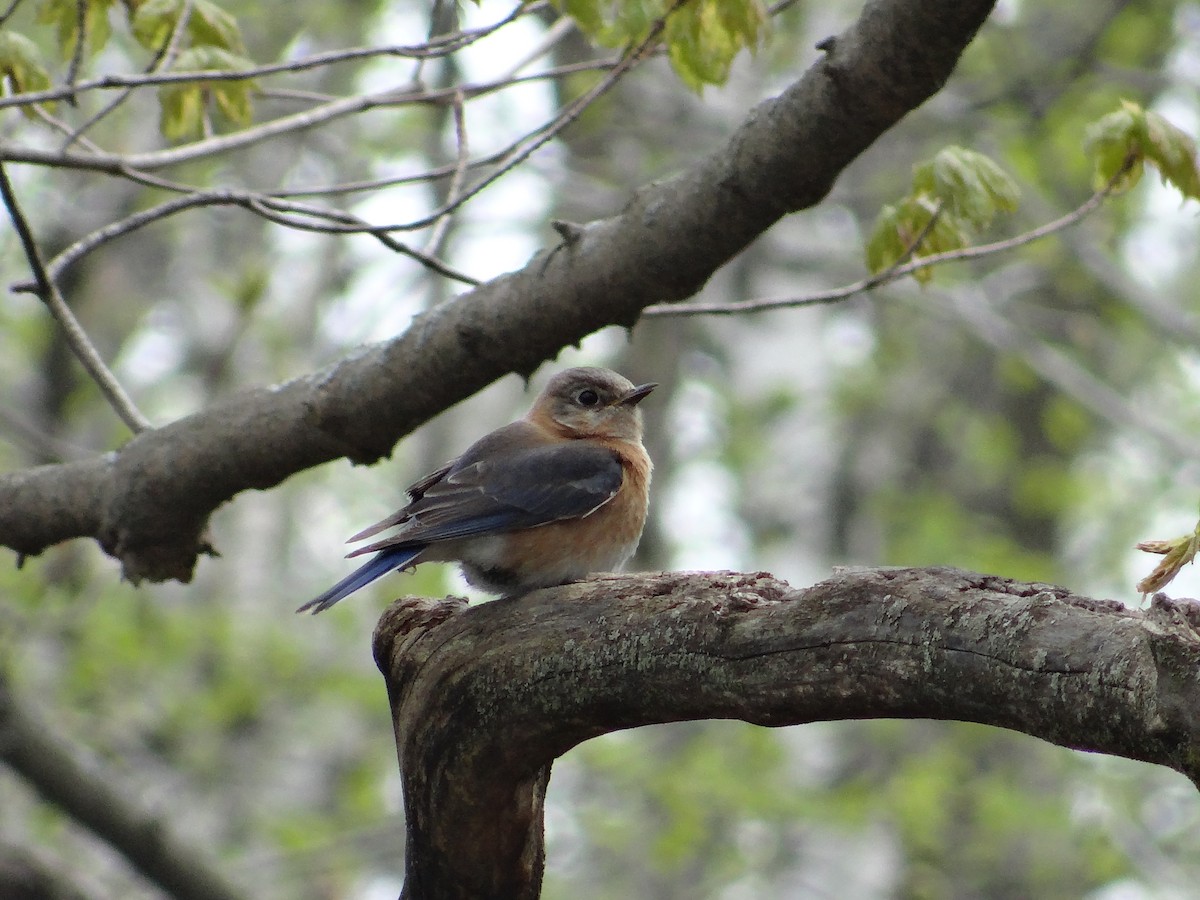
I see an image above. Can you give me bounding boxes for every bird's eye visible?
[577,389,600,407]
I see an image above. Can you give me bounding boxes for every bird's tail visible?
[297,546,423,614]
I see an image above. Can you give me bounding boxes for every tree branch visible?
[0,161,152,434]
[0,3,541,111]
[373,567,1200,899]
[0,672,251,900]
[0,0,999,583]
[643,154,1133,317]
[0,841,100,900]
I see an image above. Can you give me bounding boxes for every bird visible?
[298,367,656,614]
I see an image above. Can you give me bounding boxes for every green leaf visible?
[189,0,244,53]
[133,0,245,53]
[558,0,605,36]
[0,30,54,116]
[866,203,909,276]
[1141,108,1200,200]
[866,146,1020,283]
[865,196,969,282]
[1084,101,1200,199]
[133,0,178,49]
[1084,101,1147,192]
[37,0,114,60]
[553,0,765,89]
[158,45,254,140]
[211,77,251,127]
[159,79,204,139]
[911,147,1020,228]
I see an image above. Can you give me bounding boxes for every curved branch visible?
[0,0,998,582]
[372,567,1200,899]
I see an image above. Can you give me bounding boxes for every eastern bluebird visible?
[298,367,655,613]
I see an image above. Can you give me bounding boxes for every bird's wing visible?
[296,545,424,614]
[346,460,456,544]
[346,440,623,557]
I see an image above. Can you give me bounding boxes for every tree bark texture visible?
[0,0,999,583]
[373,567,1200,900]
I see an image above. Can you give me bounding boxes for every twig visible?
[0,404,90,462]
[892,197,944,267]
[10,186,480,289]
[247,195,482,284]
[0,3,540,111]
[644,157,1135,317]
[0,161,151,434]
[310,0,696,236]
[423,90,469,256]
[29,103,107,154]
[264,60,621,198]
[63,0,88,104]
[0,58,627,181]
[496,15,577,81]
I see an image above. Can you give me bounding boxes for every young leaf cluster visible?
[5,0,251,140]
[39,0,115,60]
[133,0,253,140]
[866,146,1020,282]
[1084,99,1200,200]
[554,0,767,89]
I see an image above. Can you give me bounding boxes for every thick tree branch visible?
[373,567,1200,900]
[0,0,998,582]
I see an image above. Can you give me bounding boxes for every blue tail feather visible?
[297,546,423,614]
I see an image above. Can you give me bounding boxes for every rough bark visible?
[373,567,1200,900]
[0,0,998,583]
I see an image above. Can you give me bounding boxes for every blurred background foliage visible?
[2,0,1200,897]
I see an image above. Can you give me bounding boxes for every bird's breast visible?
[457,441,651,594]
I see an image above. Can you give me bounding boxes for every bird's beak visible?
[616,382,657,406]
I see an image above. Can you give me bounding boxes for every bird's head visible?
[532,367,656,442]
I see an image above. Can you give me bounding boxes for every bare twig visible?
[423,89,469,256]
[303,0,695,236]
[29,103,107,153]
[63,0,88,103]
[644,158,1134,317]
[4,88,407,171]
[265,60,622,198]
[0,161,151,434]
[8,186,479,289]
[496,15,577,81]
[1,57,626,181]
[0,3,541,112]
